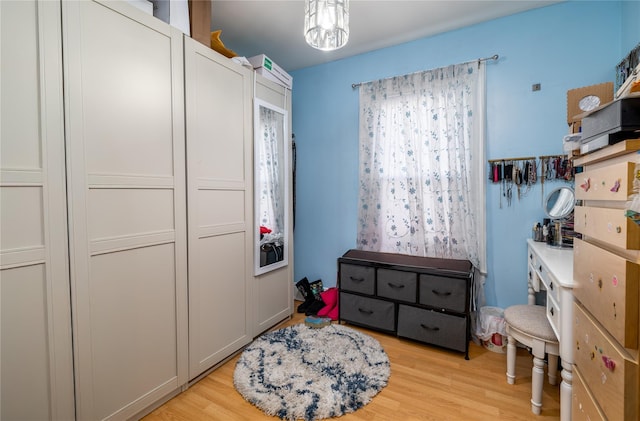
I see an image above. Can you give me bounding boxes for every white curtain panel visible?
[357,62,487,283]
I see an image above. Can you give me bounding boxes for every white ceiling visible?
[210,0,560,71]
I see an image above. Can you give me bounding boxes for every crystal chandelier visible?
[304,0,349,51]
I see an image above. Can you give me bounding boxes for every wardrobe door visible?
[62,2,188,419]
[184,36,253,379]
[253,75,294,335]
[0,2,75,420]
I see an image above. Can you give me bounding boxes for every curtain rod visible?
[351,54,499,89]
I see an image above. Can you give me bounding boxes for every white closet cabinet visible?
[62,2,188,419]
[0,1,75,420]
[253,75,294,335]
[184,37,254,380]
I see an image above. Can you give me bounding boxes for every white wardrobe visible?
[0,1,293,420]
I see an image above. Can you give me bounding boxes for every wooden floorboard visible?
[143,306,561,421]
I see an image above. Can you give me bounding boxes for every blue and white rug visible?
[233,324,390,421]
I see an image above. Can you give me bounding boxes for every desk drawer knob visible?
[350,276,365,283]
[358,308,373,315]
[549,281,554,290]
[388,282,405,289]
[616,226,621,234]
[549,307,554,316]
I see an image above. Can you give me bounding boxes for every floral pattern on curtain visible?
[357,62,485,271]
[258,106,285,244]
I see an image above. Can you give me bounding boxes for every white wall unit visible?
[184,36,254,379]
[0,1,75,420]
[62,1,188,419]
[253,75,294,335]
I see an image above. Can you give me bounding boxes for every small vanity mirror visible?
[254,99,289,275]
[544,186,575,220]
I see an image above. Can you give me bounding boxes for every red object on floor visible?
[317,287,338,320]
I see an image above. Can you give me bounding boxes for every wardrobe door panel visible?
[63,1,188,419]
[1,1,75,420]
[89,245,178,418]
[192,57,246,182]
[185,36,253,380]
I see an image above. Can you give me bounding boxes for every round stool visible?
[504,304,559,415]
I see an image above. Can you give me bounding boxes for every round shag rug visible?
[233,323,390,421]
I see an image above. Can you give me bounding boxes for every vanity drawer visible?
[339,264,375,294]
[546,293,561,340]
[418,274,467,313]
[574,205,640,250]
[575,161,635,201]
[573,302,638,421]
[528,263,540,293]
[377,269,417,302]
[573,238,639,349]
[572,367,606,421]
[528,245,538,269]
[339,292,395,332]
[397,305,468,352]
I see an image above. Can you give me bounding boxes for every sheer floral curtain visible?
[357,62,487,289]
[258,106,284,238]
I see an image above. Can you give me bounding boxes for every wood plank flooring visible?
[143,306,561,421]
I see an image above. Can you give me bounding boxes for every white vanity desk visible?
[526,238,575,421]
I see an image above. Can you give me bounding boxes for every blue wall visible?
[290,1,636,308]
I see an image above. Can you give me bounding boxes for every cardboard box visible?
[567,82,613,124]
[151,0,190,36]
[188,0,211,47]
[248,54,293,90]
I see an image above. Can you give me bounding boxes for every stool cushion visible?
[504,305,557,342]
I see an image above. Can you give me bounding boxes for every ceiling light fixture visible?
[304,0,349,51]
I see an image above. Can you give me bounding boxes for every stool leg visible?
[547,353,558,386]
[506,334,516,385]
[531,355,545,415]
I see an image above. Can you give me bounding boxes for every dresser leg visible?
[560,363,572,421]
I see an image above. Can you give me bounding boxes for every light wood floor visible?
[143,306,561,421]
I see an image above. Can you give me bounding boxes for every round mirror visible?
[545,186,575,219]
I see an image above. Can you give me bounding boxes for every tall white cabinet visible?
[184,37,254,379]
[1,1,293,419]
[61,1,189,419]
[1,2,75,420]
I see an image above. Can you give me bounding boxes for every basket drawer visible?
[419,274,467,313]
[573,302,638,421]
[575,161,635,201]
[397,305,467,352]
[377,268,417,302]
[574,205,640,250]
[339,292,395,331]
[339,264,375,294]
[573,238,639,349]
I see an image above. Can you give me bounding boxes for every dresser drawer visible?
[339,264,375,294]
[572,367,606,421]
[574,238,639,349]
[573,302,638,421]
[575,161,635,201]
[419,274,467,313]
[397,305,468,352]
[574,205,640,250]
[339,292,395,331]
[377,268,417,302]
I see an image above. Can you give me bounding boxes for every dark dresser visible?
[338,249,474,359]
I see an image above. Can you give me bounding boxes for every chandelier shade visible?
[304,0,349,51]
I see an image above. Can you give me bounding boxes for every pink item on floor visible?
[317,287,338,320]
